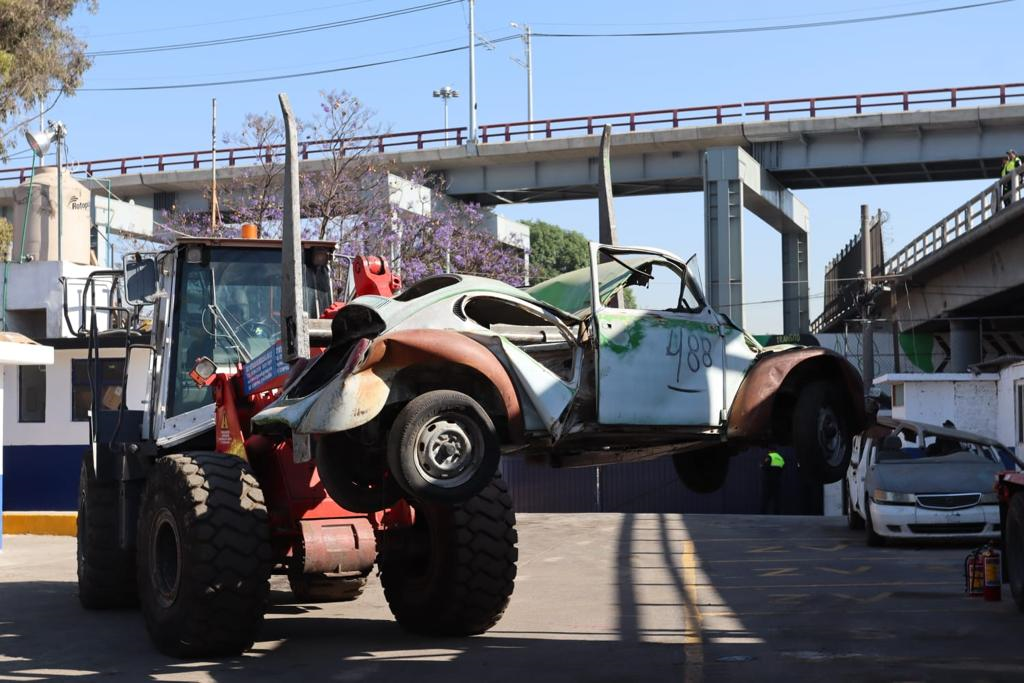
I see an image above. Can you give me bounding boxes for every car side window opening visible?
[623,262,702,313]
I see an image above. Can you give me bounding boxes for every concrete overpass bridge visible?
[2,82,1022,333]
[814,166,1024,372]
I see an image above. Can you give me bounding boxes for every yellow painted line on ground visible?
[2,513,77,536]
[680,538,704,683]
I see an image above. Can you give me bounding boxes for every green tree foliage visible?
[0,0,94,154]
[524,219,590,281]
[525,218,635,305]
[0,216,13,261]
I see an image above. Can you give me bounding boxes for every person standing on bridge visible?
[1001,149,1022,207]
[761,449,785,515]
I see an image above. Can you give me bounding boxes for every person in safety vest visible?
[760,449,785,515]
[1001,150,1021,207]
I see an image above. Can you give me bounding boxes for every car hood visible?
[866,454,1002,495]
[527,256,658,317]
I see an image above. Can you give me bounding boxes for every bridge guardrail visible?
[2,81,1023,185]
[884,165,1024,275]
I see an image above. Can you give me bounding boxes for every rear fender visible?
[297,329,524,439]
[727,347,865,442]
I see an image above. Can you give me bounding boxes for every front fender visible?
[727,346,865,441]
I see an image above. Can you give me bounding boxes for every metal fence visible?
[885,164,1024,274]
[2,81,1022,185]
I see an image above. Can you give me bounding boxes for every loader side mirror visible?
[124,254,159,305]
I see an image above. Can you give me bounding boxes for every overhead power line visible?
[86,0,462,57]
[532,0,1012,38]
[80,36,518,92]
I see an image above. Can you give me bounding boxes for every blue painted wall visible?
[2,445,84,511]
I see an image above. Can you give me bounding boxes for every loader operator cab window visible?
[167,245,332,417]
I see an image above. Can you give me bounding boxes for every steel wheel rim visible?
[151,509,182,608]
[817,406,844,467]
[413,413,484,489]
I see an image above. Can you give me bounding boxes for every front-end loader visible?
[71,94,517,657]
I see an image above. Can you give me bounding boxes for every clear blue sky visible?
[14,0,1024,332]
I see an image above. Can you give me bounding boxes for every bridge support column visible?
[703,147,810,332]
[948,319,981,372]
[703,169,744,326]
[782,232,809,334]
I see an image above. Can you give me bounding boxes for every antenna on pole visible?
[279,92,309,362]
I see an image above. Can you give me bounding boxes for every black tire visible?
[845,483,864,530]
[77,455,138,609]
[864,497,884,547]
[136,453,272,658]
[288,573,366,603]
[671,446,732,494]
[316,431,400,513]
[379,473,517,636]
[1006,495,1024,613]
[791,380,853,484]
[387,390,501,504]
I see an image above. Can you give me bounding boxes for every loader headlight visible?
[872,489,916,504]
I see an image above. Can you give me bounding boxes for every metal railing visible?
[2,82,1022,185]
[885,165,1024,275]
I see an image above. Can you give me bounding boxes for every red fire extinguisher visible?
[982,544,1002,602]
[964,548,985,597]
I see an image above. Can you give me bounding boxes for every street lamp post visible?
[510,22,534,140]
[25,121,67,261]
[432,86,460,146]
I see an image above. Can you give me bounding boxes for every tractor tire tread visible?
[137,452,271,658]
[77,456,138,609]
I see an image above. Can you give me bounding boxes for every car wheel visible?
[864,497,884,547]
[1006,494,1024,613]
[671,445,732,494]
[387,390,501,504]
[845,483,864,530]
[791,380,852,484]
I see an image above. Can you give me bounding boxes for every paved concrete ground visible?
[1,514,1023,682]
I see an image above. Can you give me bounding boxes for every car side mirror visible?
[124,254,159,306]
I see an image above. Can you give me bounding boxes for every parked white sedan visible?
[845,418,1020,545]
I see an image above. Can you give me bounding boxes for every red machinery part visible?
[299,518,377,575]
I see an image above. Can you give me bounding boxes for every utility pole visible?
[510,22,533,139]
[210,98,221,231]
[860,204,874,391]
[468,0,477,142]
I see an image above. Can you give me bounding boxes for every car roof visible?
[874,416,1004,447]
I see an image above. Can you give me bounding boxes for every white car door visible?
[851,437,873,515]
[589,244,725,427]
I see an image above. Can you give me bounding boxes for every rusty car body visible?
[254,242,865,503]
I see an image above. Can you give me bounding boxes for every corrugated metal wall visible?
[499,447,823,515]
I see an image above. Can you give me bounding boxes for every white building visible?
[874,359,1024,455]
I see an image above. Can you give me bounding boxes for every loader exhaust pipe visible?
[278,92,309,363]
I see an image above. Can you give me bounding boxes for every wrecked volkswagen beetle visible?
[254,243,865,507]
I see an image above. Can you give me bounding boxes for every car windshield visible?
[167,246,331,417]
[879,431,1004,465]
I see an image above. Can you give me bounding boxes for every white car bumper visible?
[869,501,999,540]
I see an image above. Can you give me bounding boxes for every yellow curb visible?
[2,512,78,536]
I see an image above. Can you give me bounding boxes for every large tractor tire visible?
[136,453,272,658]
[77,454,138,609]
[791,380,853,484]
[1006,494,1024,613]
[671,445,732,494]
[387,390,501,504]
[378,474,517,636]
[316,431,400,513]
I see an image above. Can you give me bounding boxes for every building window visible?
[1017,382,1024,445]
[19,365,46,423]
[892,383,904,408]
[72,359,126,422]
